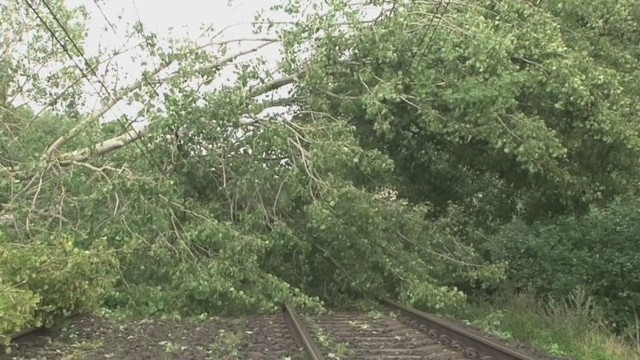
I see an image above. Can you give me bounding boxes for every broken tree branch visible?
[42,39,278,161]
[57,125,150,165]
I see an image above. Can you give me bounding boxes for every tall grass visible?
[450,288,640,360]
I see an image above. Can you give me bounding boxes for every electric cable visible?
[91,0,117,34]
[406,0,451,78]
[24,0,164,172]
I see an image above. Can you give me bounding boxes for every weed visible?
[207,329,243,359]
[60,339,103,360]
[307,322,352,359]
[159,340,186,354]
[348,320,370,331]
[449,288,640,360]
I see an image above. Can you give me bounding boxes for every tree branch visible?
[248,74,298,97]
[57,125,150,165]
[0,56,302,182]
[42,40,278,161]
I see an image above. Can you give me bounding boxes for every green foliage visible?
[0,233,117,349]
[487,197,640,329]
[2,1,639,357]
[300,185,470,310]
[101,217,324,316]
[451,289,640,360]
[93,114,491,315]
[0,285,39,348]
[289,0,640,224]
[0,0,89,111]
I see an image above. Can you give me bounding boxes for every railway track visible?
[5,300,541,360]
[285,299,539,360]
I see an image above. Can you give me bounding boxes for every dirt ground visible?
[3,314,303,360]
[3,309,562,360]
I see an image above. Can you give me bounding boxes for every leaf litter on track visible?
[4,314,304,360]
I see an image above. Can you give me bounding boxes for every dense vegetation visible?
[1,0,639,357]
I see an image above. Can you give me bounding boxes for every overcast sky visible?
[68,0,281,54]
[61,0,295,122]
[30,0,381,125]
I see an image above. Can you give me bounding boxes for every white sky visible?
[22,0,381,127]
[62,0,297,123]
[69,0,282,55]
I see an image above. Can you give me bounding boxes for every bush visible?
[0,285,39,348]
[486,197,640,329]
[296,186,492,311]
[0,233,118,350]
[449,289,640,360]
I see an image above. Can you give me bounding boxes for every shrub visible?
[449,289,640,360]
[486,197,640,329]
[0,233,118,350]
[0,285,39,348]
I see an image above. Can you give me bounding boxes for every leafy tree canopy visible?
[1,0,640,338]
[288,0,640,226]
[0,0,495,323]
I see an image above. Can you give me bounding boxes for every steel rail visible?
[282,302,325,360]
[7,325,42,341]
[383,298,539,360]
[3,313,81,353]
[8,313,82,336]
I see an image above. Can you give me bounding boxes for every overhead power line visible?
[23,0,163,172]
[406,0,451,77]
[96,0,163,100]
[91,0,118,34]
